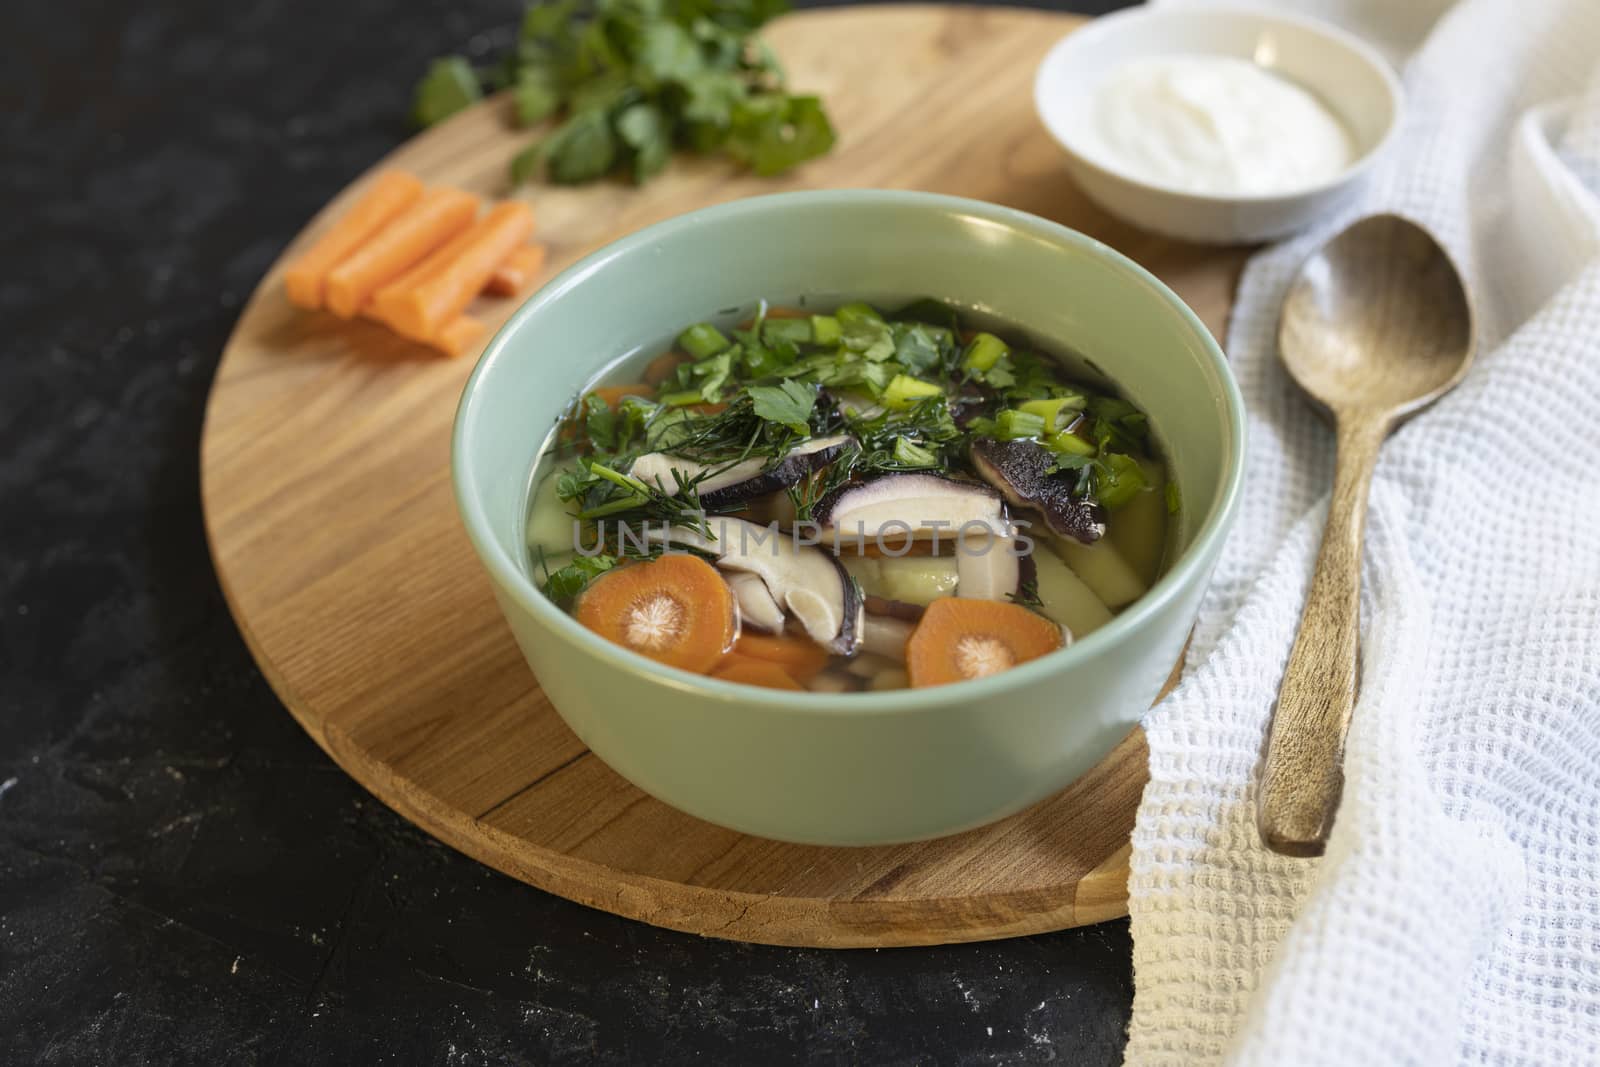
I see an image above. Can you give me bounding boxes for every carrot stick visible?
[374,201,535,340]
[284,171,424,310]
[361,219,484,326]
[324,186,479,319]
[483,245,548,298]
[431,316,486,359]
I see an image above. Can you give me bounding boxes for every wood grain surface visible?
[201,4,1246,947]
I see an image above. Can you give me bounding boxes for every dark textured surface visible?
[0,1,1138,1062]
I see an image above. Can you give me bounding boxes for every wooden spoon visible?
[1258,214,1475,857]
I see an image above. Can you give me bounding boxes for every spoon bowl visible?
[1280,214,1475,418]
[1258,213,1474,856]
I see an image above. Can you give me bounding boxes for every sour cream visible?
[1092,55,1355,196]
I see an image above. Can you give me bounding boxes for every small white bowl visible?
[1034,6,1403,244]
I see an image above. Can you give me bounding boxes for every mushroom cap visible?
[968,438,1106,544]
[629,434,854,510]
[813,473,1009,544]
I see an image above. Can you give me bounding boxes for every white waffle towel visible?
[1127,2,1600,1064]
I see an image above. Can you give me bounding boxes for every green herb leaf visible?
[634,21,704,88]
[414,57,483,127]
[513,67,562,125]
[692,350,734,402]
[617,102,672,181]
[891,323,948,376]
[542,554,617,602]
[726,93,835,177]
[418,0,832,187]
[544,107,620,184]
[748,379,817,434]
[891,438,940,468]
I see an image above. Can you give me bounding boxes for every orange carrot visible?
[432,316,485,359]
[712,659,805,691]
[644,351,692,386]
[730,633,830,682]
[574,555,736,673]
[374,201,535,340]
[324,186,479,319]
[361,218,484,327]
[586,384,654,408]
[284,171,424,311]
[904,598,1063,688]
[483,245,548,297]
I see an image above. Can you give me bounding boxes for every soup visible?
[526,298,1174,691]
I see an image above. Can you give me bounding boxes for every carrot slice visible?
[712,659,805,691]
[586,384,654,408]
[324,186,479,319]
[731,633,830,682]
[483,245,548,297]
[374,200,536,339]
[905,597,1064,688]
[432,316,485,359]
[284,171,424,311]
[574,555,736,673]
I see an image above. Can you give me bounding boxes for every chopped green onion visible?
[810,314,841,345]
[658,389,705,407]
[961,332,1010,372]
[1018,395,1086,429]
[1166,480,1182,515]
[835,301,883,327]
[882,373,944,410]
[761,318,812,346]
[994,409,1046,440]
[892,438,940,467]
[678,323,730,360]
[1044,427,1097,456]
[1097,452,1148,509]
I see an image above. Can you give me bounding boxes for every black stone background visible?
[1,1,1143,1062]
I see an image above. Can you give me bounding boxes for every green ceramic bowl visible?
[453,190,1244,845]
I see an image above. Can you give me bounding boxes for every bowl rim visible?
[1033,4,1406,205]
[452,189,1247,714]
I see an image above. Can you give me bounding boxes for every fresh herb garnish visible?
[414,0,836,187]
[1010,571,1044,610]
[541,553,618,602]
[748,379,818,434]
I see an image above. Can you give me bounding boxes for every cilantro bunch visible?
[413,0,836,185]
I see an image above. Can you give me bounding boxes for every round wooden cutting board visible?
[201,4,1245,948]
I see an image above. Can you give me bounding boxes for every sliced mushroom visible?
[629,434,854,509]
[969,438,1107,544]
[726,572,785,634]
[814,474,1009,546]
[652,516,863,655]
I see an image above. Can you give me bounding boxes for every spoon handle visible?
[1258,414,1389,856]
